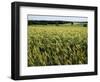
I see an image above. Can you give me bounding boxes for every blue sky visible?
[28,15,88,22]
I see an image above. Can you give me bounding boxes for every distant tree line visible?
[28,20,87,27]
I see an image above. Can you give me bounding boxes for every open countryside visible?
[28,15,88,66]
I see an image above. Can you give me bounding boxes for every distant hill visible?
[28,20,87,27]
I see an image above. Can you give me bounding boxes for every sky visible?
[28,15,88,22]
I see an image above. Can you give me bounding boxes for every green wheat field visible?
[28,24,88,66]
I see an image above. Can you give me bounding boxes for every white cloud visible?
[28,15,88,22]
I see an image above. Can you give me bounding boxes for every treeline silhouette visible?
[28,20,87,27]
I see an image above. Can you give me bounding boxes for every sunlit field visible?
[28,24,88,66]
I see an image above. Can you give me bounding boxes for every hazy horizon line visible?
[28,15,88,22]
